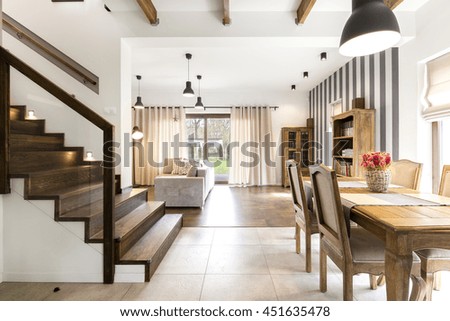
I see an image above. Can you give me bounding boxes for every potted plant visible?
[361,151,392,193]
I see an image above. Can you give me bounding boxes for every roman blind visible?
[423,52,450,121]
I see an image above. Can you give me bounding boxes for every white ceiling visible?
[107,0,430,13]
[120,0,432,99]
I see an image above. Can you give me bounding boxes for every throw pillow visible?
[186,165,197,177]
[172,160,190,175]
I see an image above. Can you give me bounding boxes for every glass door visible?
[186,114,230,183]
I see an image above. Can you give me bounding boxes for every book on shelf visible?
[334,159,353,177]
[340,120,354,136]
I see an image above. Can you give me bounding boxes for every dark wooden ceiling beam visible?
[223,0,231,25]
[136,0,159,26]
[385,0,404,10]
[295,0,317,25]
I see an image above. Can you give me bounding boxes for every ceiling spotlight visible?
[183,53,195,97]
[291,85,296,91]
[303,72,309,79]
[339,0,401,57]
[134,75,144,109]
[320,52,327,61]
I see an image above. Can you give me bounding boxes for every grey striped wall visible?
[309,48,399,166]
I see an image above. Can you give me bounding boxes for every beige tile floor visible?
[1,227,450,301]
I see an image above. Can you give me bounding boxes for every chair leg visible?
[369,275,378,290]
[409,275,427,301]
[343,271,353,301]
[295,224,301,254]
[377,274,386,286]
[422,270,434,301]
[320,247,327,293]
[305,230,312,273]
[433,271,442,291]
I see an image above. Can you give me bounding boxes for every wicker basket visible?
[365,169,391,193]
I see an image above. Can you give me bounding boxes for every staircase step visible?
[119,214,183,282]
[10,105,26,121]
[59,188,149,241]
[90,201,165,249]
[10,133,65,151]
[10,150,83,174]
[11,119,45,135]
[25,165,103,195]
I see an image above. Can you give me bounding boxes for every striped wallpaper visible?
[309,48,400,166]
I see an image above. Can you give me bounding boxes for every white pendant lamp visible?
[131,126,144,140]
[339,0,401,57]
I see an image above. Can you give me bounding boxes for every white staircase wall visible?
[2,179,144,283]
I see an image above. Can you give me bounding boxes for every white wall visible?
[399,0,450,192]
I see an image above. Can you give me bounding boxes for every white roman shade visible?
[423,52,450,121]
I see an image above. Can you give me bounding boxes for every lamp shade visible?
[195,97,204,109]
[134,96,144,109]
[183,81,195,97]
[339,0,401,57]
[131,126,144,140]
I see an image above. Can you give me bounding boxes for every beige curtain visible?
[229,106,276,186]
[133,107,186,185]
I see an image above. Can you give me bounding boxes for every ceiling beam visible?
[136,0,159,26]
[295,0,317,25]
[223,0,231,25]
[385,0,404,10]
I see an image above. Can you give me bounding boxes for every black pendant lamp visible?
[339,0,401,57]
[183,53,195,97]
[195,75,204,110]
[134,75,144,109]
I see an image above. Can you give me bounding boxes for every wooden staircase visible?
[9,105,182,282]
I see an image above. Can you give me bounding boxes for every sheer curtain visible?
[229,106,276,186]
[133,107,186,185]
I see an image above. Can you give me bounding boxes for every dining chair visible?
[309,164,421,300]
[390,159,423,190]
[415,165,450,300]
[286,160,319,273]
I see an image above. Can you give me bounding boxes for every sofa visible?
[154,158,215,207]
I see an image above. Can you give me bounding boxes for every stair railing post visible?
[0,56,11,194]
[103,126,115,283]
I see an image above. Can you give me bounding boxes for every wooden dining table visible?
[303,178,450,301]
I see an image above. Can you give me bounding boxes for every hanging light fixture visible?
[134,75,144,109]
[303,72,309,79]
[183,53,195,97]
[195,75,204,110]
[131,126,144,140]
[339,0,401,57]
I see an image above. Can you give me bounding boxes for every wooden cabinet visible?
[332,109,375,177]
[281,127,313,187]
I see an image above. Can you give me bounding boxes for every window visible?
[422,51,450,121]
[186,114,231,183]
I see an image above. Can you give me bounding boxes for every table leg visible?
[385,242,413,301]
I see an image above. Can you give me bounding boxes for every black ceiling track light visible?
[183,53,195,97]
[291,85,296,91]
[303,72,309,79]
[320,52,327,61]
[339,0,401,57]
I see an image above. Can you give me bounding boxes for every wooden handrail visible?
[0,46,116,283]
[2,13,99,94]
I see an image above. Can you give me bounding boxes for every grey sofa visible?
[154,159,214,207]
